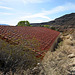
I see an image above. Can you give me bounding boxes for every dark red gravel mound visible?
[0,25,60,58]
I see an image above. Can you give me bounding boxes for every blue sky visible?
[0,0,75,26]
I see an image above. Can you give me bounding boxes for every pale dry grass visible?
[42,34,75,75]
[73,40,75,45]
[63,39,73,45]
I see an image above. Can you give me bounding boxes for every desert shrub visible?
[44,25,50,28]
[50,26,56,30]
[0,39,40,75]
[40,25,44,27]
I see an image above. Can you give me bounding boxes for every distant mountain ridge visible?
[0,24,9,26]
[31,13,75,31]
[31,13,75,26]
[49,13,75,26]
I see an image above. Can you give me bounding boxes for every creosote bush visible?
[0,39,40,75]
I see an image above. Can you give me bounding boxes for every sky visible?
[0,0,75,26]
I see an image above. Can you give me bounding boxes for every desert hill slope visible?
[47,13,75,26]
[31,13,75,26]
[31,13,75,31]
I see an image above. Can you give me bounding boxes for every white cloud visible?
[4,2,75,25]
[0,2,3,4]
[21,13,51,20]
[40,3,75,15]
[22,0,44,3]
[0,2,75,26]
[0,0,50,4]
[0,6,13,10]
[20,3,75,22]
[0,12,13,15]
[0,19,18,26]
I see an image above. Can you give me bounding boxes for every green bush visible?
[44,25,50,28]
[0,39,40,75]
[17,20,30,26]
[50,26,56,30]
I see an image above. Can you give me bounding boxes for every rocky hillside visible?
[47,13,75,26]
[31,13,75,32]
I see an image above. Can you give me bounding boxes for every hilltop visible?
[31,13,75,32]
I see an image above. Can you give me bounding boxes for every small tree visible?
[25,20,30,26]
[17,20,30,26]
[17,21,26,26]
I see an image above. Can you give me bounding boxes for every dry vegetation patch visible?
[41,33,75,75]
